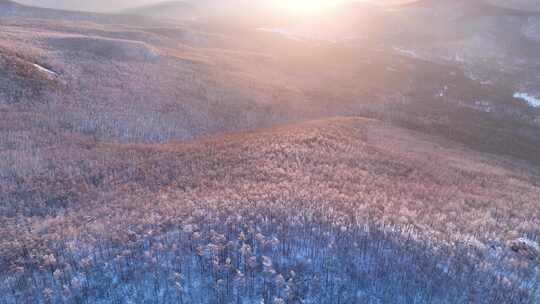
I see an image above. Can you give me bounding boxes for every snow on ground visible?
[393,47,422,59]
[523,17,540,43]
[473,100,493,113]
[436,85,449,98]
[514,92,540,108]
[33,63,58,77]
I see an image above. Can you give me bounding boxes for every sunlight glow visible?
[276,0,349,13]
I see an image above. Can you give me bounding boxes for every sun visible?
[276,0,344,13]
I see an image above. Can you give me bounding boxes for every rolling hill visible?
[1,1,539,303]
[0,0,154,24]
[1,117,539,303]
[2,1,539,158]
[15,0,160,12]
[122,1,199,21]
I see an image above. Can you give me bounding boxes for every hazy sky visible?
[15,0,540,13]
[15,0,404,13]
[17,0,162,12]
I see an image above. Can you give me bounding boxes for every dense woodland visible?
[2,118,539,303]
[1,0,540,303]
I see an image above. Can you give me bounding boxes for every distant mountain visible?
[485,0,540,12]
[124,0,315,28]
[272,0,540,96]
[378,0,540,11]
[15,0,157,12]
[383,0,540,86]
[0,0,154,25]
[123,1,198,21]
[0,0,79,18]
[0,0,26,13]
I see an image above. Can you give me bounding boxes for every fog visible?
[16,0,163,12]
[13,0,423,13]
[15,0,540,13]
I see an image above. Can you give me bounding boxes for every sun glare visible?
[277,0,346,13]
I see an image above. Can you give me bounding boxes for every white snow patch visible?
[473,100,493,113]
[393,47,421,59]
[33,63,58,77]
[522,17,540,43]
[514,92,540,108]
[441,53,466,63]
[436,85,449,98]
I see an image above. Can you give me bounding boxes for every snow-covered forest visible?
[2,1,540,303]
